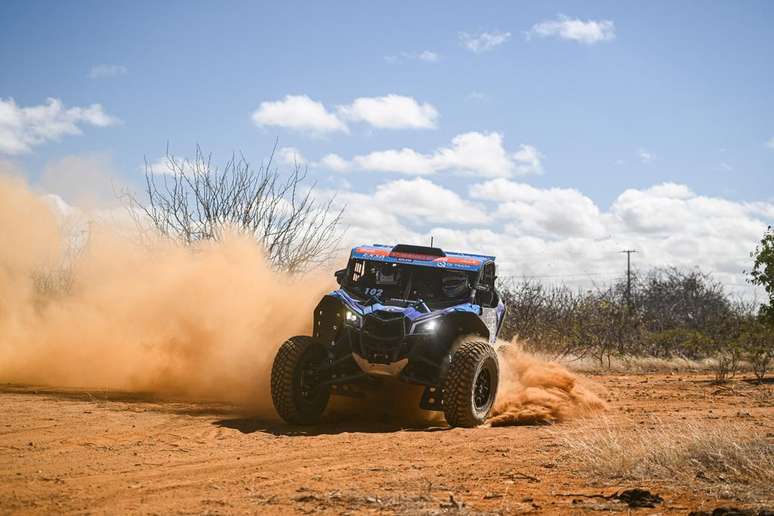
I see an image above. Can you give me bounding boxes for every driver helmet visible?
[376,264,401,285]
[442,272,469,298]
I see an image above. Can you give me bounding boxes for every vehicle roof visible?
[350,244,495,272]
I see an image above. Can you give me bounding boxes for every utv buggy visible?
[270,244,506,427]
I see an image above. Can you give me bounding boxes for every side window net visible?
[352,260,365,282]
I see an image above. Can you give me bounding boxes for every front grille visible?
[362,311,405,339]
[359,311,406,363]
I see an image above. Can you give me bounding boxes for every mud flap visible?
[419,385,443,411]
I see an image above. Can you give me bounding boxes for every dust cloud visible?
[1,174,606,426]
[0,175,328,417]
[489,342,607,426]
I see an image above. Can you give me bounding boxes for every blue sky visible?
[1,1,773,293]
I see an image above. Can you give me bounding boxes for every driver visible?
[441,271,470,299]
[376,263,401,286]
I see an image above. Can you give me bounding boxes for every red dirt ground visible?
[1,372,771,514]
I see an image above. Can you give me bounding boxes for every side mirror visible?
[334,269,346,285]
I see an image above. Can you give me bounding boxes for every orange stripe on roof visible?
[355,247,390,256]
[445,256,481,266]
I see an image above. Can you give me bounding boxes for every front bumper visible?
[343,320,447,384]
[351,353,408,377]
[313,296,466,386]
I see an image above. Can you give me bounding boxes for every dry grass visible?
[572,355,717,374]
[560,418,774,501]
[529,352,718,374]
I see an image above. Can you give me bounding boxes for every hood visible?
[329,288,480,324]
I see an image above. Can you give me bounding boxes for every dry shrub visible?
[499,271,755,368]
[560,419,774,500]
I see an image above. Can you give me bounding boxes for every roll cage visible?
[335,245,499,310]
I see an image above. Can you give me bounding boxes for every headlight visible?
[415,318,440,334]
[344,309,362,327]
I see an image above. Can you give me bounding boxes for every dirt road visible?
[1,373,771,514]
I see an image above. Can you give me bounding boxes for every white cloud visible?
[413,50,439,62]
[638,149,654,163]
[327,176,352,190]
[529,15,615,44]
[145,157,170,175]
[330,190,419,246]
[355,148,435,175]
[470,178,607,239]
[329,179,768,297]
[386,50,440,63]
[609,184,757,238]
[373,178,489,224]
[337,132,542,178]
[459,31,511,53]
[433,135,542,177]
[466,91,486,102]
[318,153,352,173]
[644,182,694,199]
[251,95,348,134]
[766,136,774,149]
[144,155,196,176]
[337,95,438,130]
[511,145,544,175]
[277,146,306,166]
[252,94,439,133]
[88,64,128,79]
[0,97,119,155]
[321,178,488,238]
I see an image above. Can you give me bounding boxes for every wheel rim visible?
[297,353,324,402]
[473,367,492,410]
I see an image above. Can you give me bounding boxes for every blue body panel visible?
[330,289,505,343]
[330,288,480,321]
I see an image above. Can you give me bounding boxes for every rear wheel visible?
[271,336,330,425]
[442,336,499,428]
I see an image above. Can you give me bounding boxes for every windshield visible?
[342,259,476,308]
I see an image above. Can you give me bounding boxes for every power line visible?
[621,249,637,308]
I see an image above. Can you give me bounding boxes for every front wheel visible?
[442,336,499,428]
[271,336,330,425]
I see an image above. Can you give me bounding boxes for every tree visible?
[748,226,774,325]
[637,268,731,336]
[738,320,773,384]
[128,145,344,273]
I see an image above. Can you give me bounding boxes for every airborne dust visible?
[490,343,607,425]
[0,175,328,416]
[0,174,604,425]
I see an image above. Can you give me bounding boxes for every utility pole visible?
[621,249,637,309]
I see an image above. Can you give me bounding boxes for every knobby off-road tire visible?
[271,336,330,425]
[442,336,499,428]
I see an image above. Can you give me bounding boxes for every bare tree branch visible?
[126,145,344,273]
